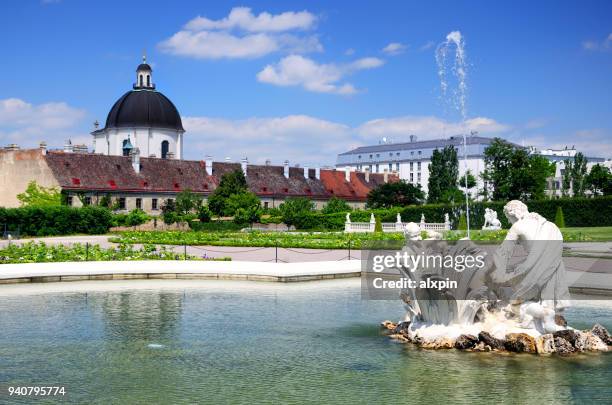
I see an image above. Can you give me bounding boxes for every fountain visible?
[380,200,611,354]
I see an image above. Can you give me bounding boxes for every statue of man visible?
[490,200,570,331]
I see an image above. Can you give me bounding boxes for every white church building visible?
[91,57,185,159]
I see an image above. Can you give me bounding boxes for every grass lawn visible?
[110,226,612,249]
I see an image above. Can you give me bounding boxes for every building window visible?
[389,153,393,157]
[388,163,392,171]
[375,164,379,173]
[417,162,421,170]
[122,139,131,156]
[411,151,414,156]
[152,198,158,210]
[418,151,422,155]
[84,196,91,206]
[146,75,150,87]
[369,164,373,172]
[410,173,414,182]
[136,198,142,210]
[396,163,400,171]
[417,173,421,182]
[67,196,73,206]
[358,155,362,159]
[396,152,400,156]
[369,154,373,158]
[264,201,269,209]
[161,141,169,159]
[376,153,380,158]
[139,75,143,87]
[118,197,126,210]
[410,162,414,171]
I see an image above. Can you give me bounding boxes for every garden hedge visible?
[0,206,113,236]
[291,196,612,231]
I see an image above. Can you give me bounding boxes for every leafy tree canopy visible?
[279,197,315,227]
[17,181,62,207]
[427,146,459,203]
[586,164,612,196]
[366,180,424,208]
[321,196,352,214]
[208,170,248,215]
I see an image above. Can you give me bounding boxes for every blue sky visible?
[0,0,611,166]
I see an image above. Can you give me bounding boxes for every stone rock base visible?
[380,320,611,356]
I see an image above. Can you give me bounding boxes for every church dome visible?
[104,89,184,131]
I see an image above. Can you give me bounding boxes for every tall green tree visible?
[427,146,459,203]
[571,152,588,197]
[482,138,554,201]
[585,164,612,196]
[207,170,248,215]
[16,181,62,207]
[366,180,424,208]
[279,197,315,227]
[321,196,352,214]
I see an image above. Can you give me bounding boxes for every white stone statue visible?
[403,222,422,240]
[490,200,570,333]
[345,213,351,223]
[482,208,502,230]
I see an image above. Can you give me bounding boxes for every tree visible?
[427,146,459,203]
[482,138,555,201]
[586,164,612,196]
[457,213,467,230]
[322,196,352,214]
[374,216,383,233]
[175,189,202,216]
[16,181,62,207]
[366,181,424,208]
[161,198,178,224]
[197,205,212,223]
[458,170,477,190]
[208,170,248,215]
[555,206,565,228]
[225,192,262,225]
[572,152,588,197]
[279,197,315,227]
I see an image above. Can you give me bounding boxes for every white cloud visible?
[256,55,384,95]
[344,48,355,56]
[419,41,435,51]
[0,98,87,147]
[382,42,407,55]
[356,116,510,139]
[582,33,612,51]
[159,7,321,59]
[184,7,316,32]
[183,115,352,165]
[182,114,514,164]
[159,31,280,59]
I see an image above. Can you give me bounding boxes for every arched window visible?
[161,141,169,159]
[139,75,143,87]
[146,75,150,87]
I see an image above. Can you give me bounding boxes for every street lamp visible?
[463,130,478,239]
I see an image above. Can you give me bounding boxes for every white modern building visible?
[91,56,185,159]
[530,147,612,197]
[336,135,494,198]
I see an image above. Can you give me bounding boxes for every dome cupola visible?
[135,54,154,89]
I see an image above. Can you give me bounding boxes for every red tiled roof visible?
[43,151,394,201]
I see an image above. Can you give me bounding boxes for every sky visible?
[0,0,611,167]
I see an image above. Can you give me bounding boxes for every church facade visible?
[0,58,395,212]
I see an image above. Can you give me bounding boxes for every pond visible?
[1,279,611,404]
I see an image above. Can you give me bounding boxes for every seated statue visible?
[489,200,570,333]
[482,208,502,230]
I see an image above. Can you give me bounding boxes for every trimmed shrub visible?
[374,216,383,233]
[457,213,467,230]
[0,206,112,236]
[555,206,566,228]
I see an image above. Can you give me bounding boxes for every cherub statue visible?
[482,208,502,230]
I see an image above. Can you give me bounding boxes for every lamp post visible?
[463,131,477,239]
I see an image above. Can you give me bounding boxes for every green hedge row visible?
[0,206,113,237]
[292,196,612,231]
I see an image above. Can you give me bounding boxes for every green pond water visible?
[0,279,611,404]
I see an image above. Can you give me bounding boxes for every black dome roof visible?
[104,89,184,131]
[137,63,152,71]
